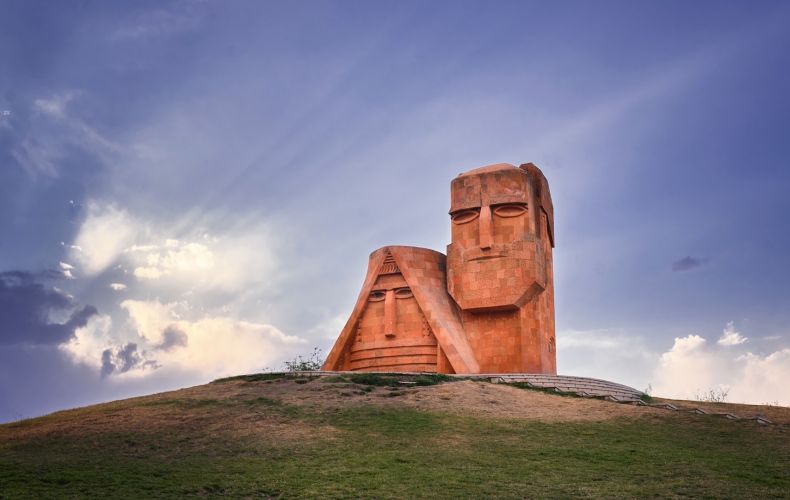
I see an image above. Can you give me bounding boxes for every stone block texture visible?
[324,162,556,374]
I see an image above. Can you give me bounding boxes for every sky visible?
[1,0,790,422]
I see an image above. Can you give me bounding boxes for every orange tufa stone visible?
[323,162,556,374]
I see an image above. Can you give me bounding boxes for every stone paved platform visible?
[288,371,644,402]
[475,374,644,402]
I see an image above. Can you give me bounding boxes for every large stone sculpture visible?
[324,162,556,374]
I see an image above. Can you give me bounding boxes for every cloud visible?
[120,299,178,345]
[560,324,789,406]
[59,262,75,279]
[121,224,279,292]
[166,316,306,378]
[737,350,790,405]
[111,5,204,40]
[34,93,75,118]
[109,283,128,291]
[100,343,157,377]
[133,266,164,279]
[59,314,114,368]
[157,325,188,351]
[308,313,349,343]
[70,203,140,276]
[557,328,656,392]
[11,92,122,180]
[718,321,748,346]
[10,137,62,179]
[64,302,304,381]
[0,271,98,345]
[64,198,281,296]
[671,256,706,272]
[652,324,790,405]
[130,241,214,281]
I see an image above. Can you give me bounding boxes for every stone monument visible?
[323,162,556,374]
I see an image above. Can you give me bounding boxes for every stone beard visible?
[324,162,556,374]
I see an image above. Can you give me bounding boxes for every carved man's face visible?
[447,164,545,311]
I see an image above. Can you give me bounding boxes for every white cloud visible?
[308,313,348,342]
[718,321,748,346]
[652,325,790,405]
[652,335,720,399]
[11,137,62,178]
[126,244,159,252]
[133,266,165,280]
[131,241,214,281]
[122,225,278,292]
[558,324,790,406]
[70,203,140,276]
[59,261,75,279]
[120,299,180,344]
[736,350,790,405]
[557,328,656,393]
[60,314,115,369]
[62,299,306,380]
[13,92,122,180]
[160,316,305,378]
[34,93,75,118]
[62,201,288,380]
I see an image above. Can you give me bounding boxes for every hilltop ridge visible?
[1,373,788,498]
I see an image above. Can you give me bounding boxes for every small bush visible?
[284,347,324,372]
[695,387,730,403]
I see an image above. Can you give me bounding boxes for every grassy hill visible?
[1,373,788,498]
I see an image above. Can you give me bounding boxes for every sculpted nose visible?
[384,289,396,338]
[479,205,492,250]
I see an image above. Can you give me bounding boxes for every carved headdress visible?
[323,246,479,373]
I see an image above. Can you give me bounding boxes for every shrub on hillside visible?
[284,347,324,372]
[695,387,730,403]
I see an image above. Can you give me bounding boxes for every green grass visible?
[1,382,788,498]
[347,372,453,387]
[507,381,581,398]
[212,372,290,383]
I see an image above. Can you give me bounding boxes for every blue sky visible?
[2,0,789,422]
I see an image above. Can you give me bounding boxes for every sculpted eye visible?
[394,288,413,299]
[369,291,386,302]
[493,203,527,218]
[451,209,479,224]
